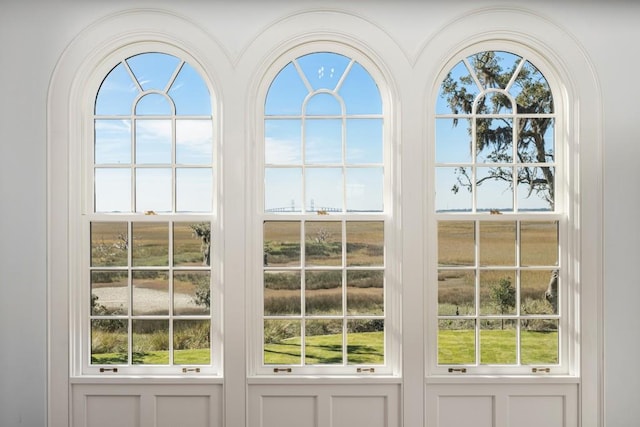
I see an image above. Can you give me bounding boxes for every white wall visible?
[0,1,638,426]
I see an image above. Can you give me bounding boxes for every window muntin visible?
[260,51,390,374]
[87,52,217,374]
[433,50,563,373]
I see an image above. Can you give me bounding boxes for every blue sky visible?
[93,51,554,214]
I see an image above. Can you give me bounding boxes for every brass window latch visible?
[532,367,551,373]
[448,368,467,373]
[99,367,118,373]
[273,368,292,373]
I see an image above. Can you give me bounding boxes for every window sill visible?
[248,375,402,385]
[425,375,579,384]
[70,375,224,385]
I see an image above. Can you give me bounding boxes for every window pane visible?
[264,271,301,315]
[438,270,475,316]
[305,221,342,267]
[306,168,343,213]
[264,221,301,266]
[132,222,169,267]
[174,271,210,315]
[475,118,513,163]
[438,221,475,267]
[265,119,302,164]
[132,270,169,315]
[174,222,211,267]
[438,319,475,365]
[135,93,172,115]
[265,62,308,116]
[176,168,212,212]
[135,119,172,164]
[135,168,172,213]
[95,62,138,115]
[347,320,384,364]
[346,167,383,212]
[95,168,131,213]
[480,319,516,365]
[346,118,383,164]
[479,221,516,266]
[436,167,472,212]
[517,166,554,211]
[347,270,383,315]
[476,167,514,212]
[436,118,472,164]
[173,320,211,365]
[297,52,350,91]
[91,319,128,365]
[346,221,384,267]
[305,93,342,116]
[436,61,478,115]
[479,270,516,315]
[518,118,554,163]
[95,119,131,164]
[520,221,558,266]
[340,62,382,115]
[476,92,513,115]
[305,270,342,315]
[168,62,212,116]
[469,51,521,90]
[91,222,129,267]
[305,119,342,164]
[305,319,343,365]
[521,270,557,315]
[176,120,212,164]
[513,61,553,113]
[264,320,301,365]
[521,319,558,364]
[91,271,128,315]
[126,53,181,92]
[265,168,302,212]
[132,320,169,365]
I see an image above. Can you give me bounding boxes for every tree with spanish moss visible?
[439,51,555,209]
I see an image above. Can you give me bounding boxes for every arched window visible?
[256,50,396,375]
[86,51,219,375]
[432,50,566,374]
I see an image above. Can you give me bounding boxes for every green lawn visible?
[92,348,210,365]
[92,330,557,366]
[265,331,384,365]
[439,329,558,365]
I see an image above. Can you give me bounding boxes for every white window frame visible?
[248,42,401,377]
[426,42,578,377]
[71,42,223,377]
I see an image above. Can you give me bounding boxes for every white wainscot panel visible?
[156,395,211,427]
[426,382,577,427]
[262,395,317,427]
[249,383,400,427]
[72,382,223,427]
[86,395,140,427]
[508,395,564,427]
[331,396,387,427]
[438,395,493,427]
